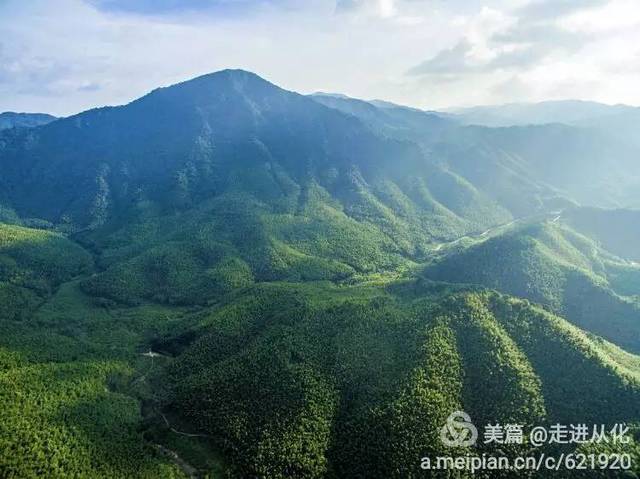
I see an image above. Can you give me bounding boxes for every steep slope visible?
[424,221,640,353]
[310,94,569,217]
[310,93,454,144]
[437,124,640,209]
[0,70,511,240]
[1,71,639,478]
[0,223,93,320]
[563,206,640,261]
[313,94,640,213]
[0,71,523,301]
[152,282,640,478]
[3,70,638,253]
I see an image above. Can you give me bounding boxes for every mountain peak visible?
[133,68,285,110]
[161,68,277,94]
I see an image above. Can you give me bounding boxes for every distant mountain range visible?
[0,111,57,130]
[445,99,637,127]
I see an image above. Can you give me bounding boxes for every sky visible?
[1,0,640,116]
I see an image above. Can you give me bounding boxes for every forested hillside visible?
[0,70,639,477]
[159,283,640,477]
[424,220,640,353]
[564,206,640,261]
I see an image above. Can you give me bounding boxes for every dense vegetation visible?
[159,283,640,477]
[0,223,93,320]
[0,70,639,477]
[564,206,640,261]
[0,224,188,477]
[425,221,640,353]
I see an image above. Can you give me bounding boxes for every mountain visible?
[0,70,520,275]
[424,219,640,353]
[311,93,454,144]
[0,112,57,130]
[441,123,640,209]
[3,71,639,233]
[0,70,639,477]
[563,206,640,261]
[448,100,636,127]
[160,282,640,478]
[313,95,640,210]
[0,71,456,226]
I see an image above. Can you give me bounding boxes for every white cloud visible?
[561,0,640,33]
[0,0,639,114]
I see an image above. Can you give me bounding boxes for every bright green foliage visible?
[160,283,640,477]
[0,70,639,479]
[0,223,94,322]
[2,216,636,478]
[366,318,468,478]
[425,221,640,353]
[77,187,413,305]
[0,223,93,293]
[451,295,546,431]
[0,351,184,478]
[488,294,640,424]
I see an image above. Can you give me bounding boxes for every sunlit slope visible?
[424,221,640,353]
[314,94,640,213]
[0,223,190,477]
[0,349,185,478]
[76,172,512,305]
[1,70,639,478]
[0,70,511,239]
[158,283,640,478]
[0,223,93,320]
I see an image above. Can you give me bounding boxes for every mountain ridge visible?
[1,69,640,477]
[0,111,57,130]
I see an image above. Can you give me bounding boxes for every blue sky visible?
[88,0,294,15]
[1,0,639,116]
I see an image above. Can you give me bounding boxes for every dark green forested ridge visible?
[3,69,639,235]
[424,220,640,353]
[160,283,640,477]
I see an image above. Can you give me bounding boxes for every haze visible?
[1,0,640,116]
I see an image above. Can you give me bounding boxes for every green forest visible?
[0,70,639,477]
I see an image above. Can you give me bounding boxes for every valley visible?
[1,70,639,478]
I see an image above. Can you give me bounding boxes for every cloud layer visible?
[0,0,639,115]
